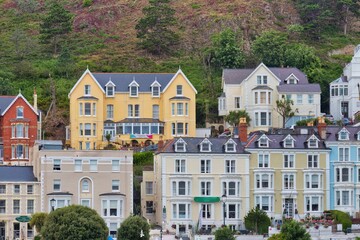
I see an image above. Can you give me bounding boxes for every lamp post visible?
[221,194,227,227]
[50,198,56,212]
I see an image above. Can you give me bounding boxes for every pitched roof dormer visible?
[105,79,116,97]
[282,134,295,148]
[285,73,299,84]
[307,134,320,148]
[129,79,139,97]
[224,138,237,152]
[151,79,161,97]
[174,138,187,152]
[257,134,270,148]
[199,138,212,152]
[338,127,350,141]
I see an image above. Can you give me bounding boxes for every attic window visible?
[200,139,212,152]
[284,138,294,148]
[129,81,139,97]
[338,129,349,140]
[16,107,24,119]
[106,86,114,97]
[288,78,297,84]
[84,85,91,95]
[226,143,235,152]
[257,75,268,85]
[308,136,318,148]
[152,86,160,97]
[258,136,269,148]
[175,139,186,152]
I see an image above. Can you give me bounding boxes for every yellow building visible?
[68,69,197,149]
[245,124,330,222]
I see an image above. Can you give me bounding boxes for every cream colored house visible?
[143,136,250,236]
[32,144,133,239]
[218,63,321,131]
[0,166,40,240]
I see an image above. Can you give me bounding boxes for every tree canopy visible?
[117,215,150,240]
[224,110,251,127]
[29,212,48,234]
[135,0,179,55]
[41,205,108,240]
[269,220,311,240]
[244,207,271,234]
[214,226,235,240]
[275,96,298,128]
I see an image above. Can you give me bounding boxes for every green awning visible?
[16,216,31,222]
[194,197,220,203]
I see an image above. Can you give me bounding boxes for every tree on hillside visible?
[244,207,271,234]
[269,220,311,240]
[284,43,321,71]
[40,1,73,55]
[337,0,360,35]
[275,95,298,128]
[117,215,150,240]
[210,28,245,69]
[225,110,251,127]
[214,226,235,240]
[135,0,179,55]
[41,205,108,240]
[252,30,287,67]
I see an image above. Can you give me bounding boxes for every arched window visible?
[82,179,89,192]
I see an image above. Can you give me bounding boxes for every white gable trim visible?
[105,80,116,87]
[225,138,237,146]
[68,69,105,98]
[1,93,38,116]
[162,69,198,94]
[151,80,161,87]
[285,73,299,82]
[243,63,281,84]
[129,80,139,87]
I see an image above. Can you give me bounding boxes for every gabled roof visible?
[277,84,321,93]
[223,63,308,85]
[0,93,38,116]
[325,126,360,142]
[68,68,105,97]
[158,137,248,154]
[0,166,37,182]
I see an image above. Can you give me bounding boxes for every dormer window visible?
[225,139,237,152]
[105,81,115,97]
[129,80,139,97]
[257,75,268,85]
[307,135,319,148]
[176,85,183,95]
[175,138,186,152]
[283,135,295,148]
[288,78,296,84]
[151,81,161,97]
[200,139,212,152]
[16,107,24,119]
[84,85,91,95]
[285,74,299,84]
[338,128,349,140]
[258,135,269,148]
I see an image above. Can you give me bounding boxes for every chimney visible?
[157,136,164,151]
[238,117,248,143]
[33,87,38,112]
[317,117,327,139]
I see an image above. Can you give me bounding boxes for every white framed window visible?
[283,174,295,189]
[84,85,91,95]
[225,160,236,173]
[297,94,302,104]
[102,199,123,217]
[84,103,91,116]
[11,144,28,159]
[258,135,269,147]
[106,85,114,97]
[339,130,349,140]
[185,103,189,115]
[307,136,318,148]
[27,185,33,194]
[176,85,183,95]
[234,97,241,108]
[152,85,160,97]
[112,180,120,191]
[81,199,91,207]
[90,160,97,171]
[200,181,212,196]
[258,153,269,168]
[127,104,133,117]
[16,107,24,118]
[84,123,91,136]
[222,180,240,196]
[171,103,175,116]
[305,196,321,212]
[145,182,153,195]
[255,112,272,126]
[201,159,211,173]
[129,84,138,97]
[107,105,114,119]
[255,174,273,189]
[13,185,20,194]
[152,105,159,119]
[256,75,268,85]
[339,147,350,161]
[336,190,352,206]
[175,159,186,173]
[0,185,5,194]
[284,136,294,148]
[172,181,191,196]
[79,103,83,116]
[146,201,154,214]
[284,154,294,168]
[305,174,322,189]
[175,139,186,152]
[75,159,82,171]
[177,103,184,115]
[254,91,271,105]
[13,200,20,214]
[134,104,140,117]
[172,203,191,219]
[200,140,211,152]
[85,141,90,150]
[112,160,120,171]
[308,94,314,104]
[335,167,353,182]
[82,179,89,192]
[92,103,96,116]
[201,204,213,219]
[0,200,5,214]
[256,195,273,212]
[226,143,235,152]
[53,179,61,191]
[53,159,61,171]
[307,155,319,168]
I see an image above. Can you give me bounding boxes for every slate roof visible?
[0,96,16,115]
[277,84,321,93]
[324,126,360,142]
[158,137,249,154]
[246,133,328,149]
[0,166,37,182]
[92,73,175,93]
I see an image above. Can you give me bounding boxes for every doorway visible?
[284,198,294,218]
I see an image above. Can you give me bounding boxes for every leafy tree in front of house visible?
[214,226,235,240]
[269,219,311,240]
[275,95,298,128]
[40,1,73,55]
[29,212,48,237]
[117,215,150,240]
[135,0,179,55]
[224,110,251,127]
[244,207,271,234]
[41,205,108,240]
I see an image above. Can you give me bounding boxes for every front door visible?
[0,222,5,240]
[284,198,294,218]
[341,101,349,118]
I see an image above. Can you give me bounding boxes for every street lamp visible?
[50,198,56,212]
[221,194,227,226]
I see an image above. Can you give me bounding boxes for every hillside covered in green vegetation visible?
[1,0,359,139]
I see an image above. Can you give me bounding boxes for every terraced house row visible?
[142,118,360,236]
